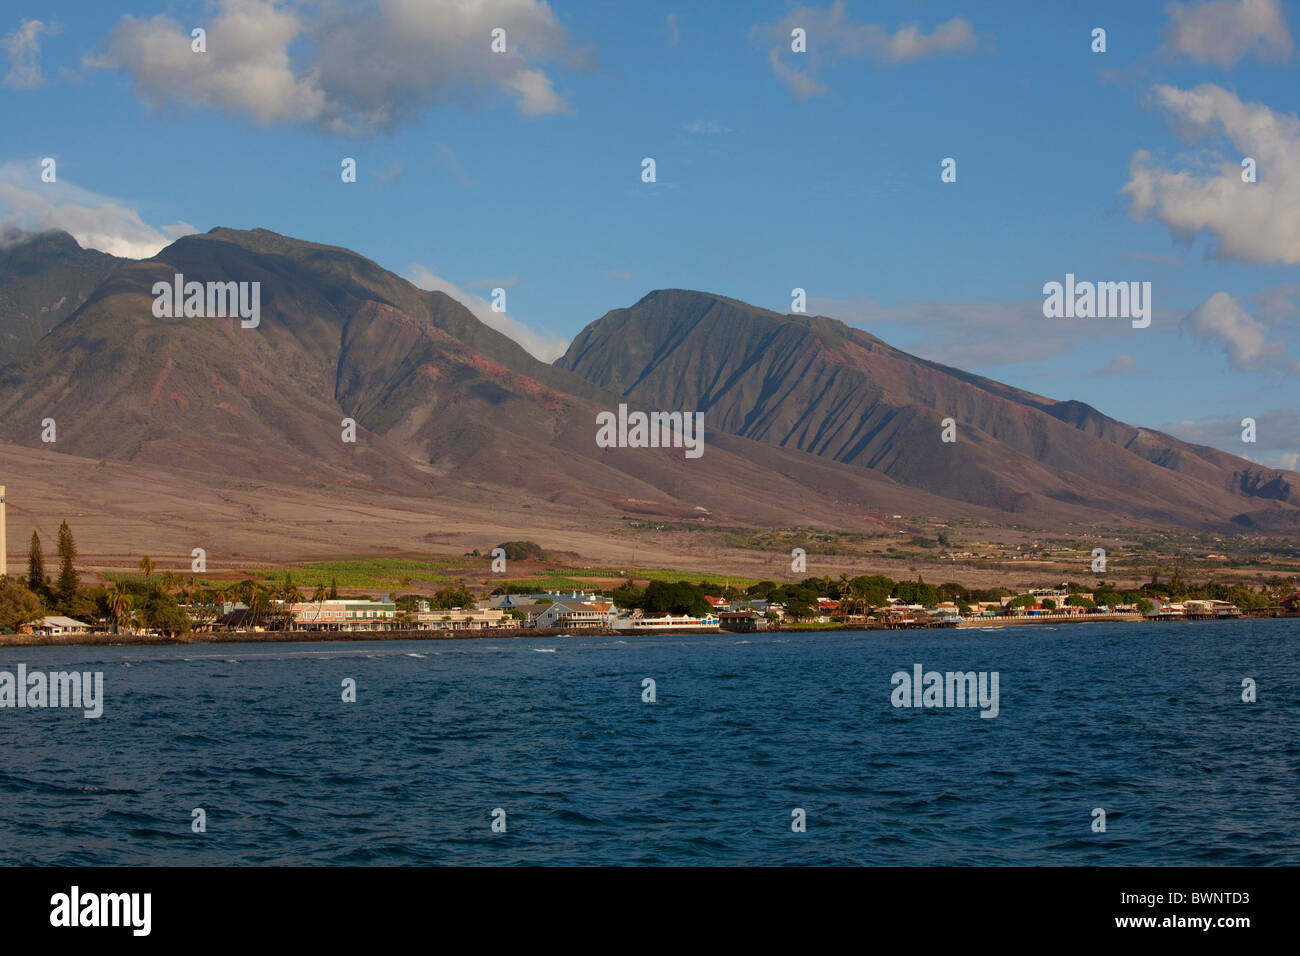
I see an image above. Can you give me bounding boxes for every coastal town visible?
[13,581,1294,641]
[2,518,1295,642]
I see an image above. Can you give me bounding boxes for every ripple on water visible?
[1,623,1297,864]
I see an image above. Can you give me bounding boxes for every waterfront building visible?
[611,610,719,632]
[411,605,507,630]
[532,600,617,629]
[718,609,766,631]
[25,615,91,636]
[289,598,397,631]
[1182,599,1242,619]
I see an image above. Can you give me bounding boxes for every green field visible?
[106,557,774,594]
[242,558,466,588]
[511,567,769,590]
[107,557,467,590]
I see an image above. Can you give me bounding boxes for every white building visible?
[411,605,506,630]
[27,615,91,636]
[289,599,397,630]
[532,600,617,629]
[612,610,719,632]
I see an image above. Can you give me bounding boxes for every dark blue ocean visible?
[2,619,1296,865]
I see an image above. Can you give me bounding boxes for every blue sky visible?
[3,0,1298,468]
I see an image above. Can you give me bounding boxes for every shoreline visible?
[955,612,1144,627]
[2,610,1292,649]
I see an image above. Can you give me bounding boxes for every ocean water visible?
[1,619,1296,865]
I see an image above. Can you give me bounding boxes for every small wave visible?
[239,767,303,780]
[532,648,558,653]
[405,653,426,658]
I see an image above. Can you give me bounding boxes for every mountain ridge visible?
[556,286,1298,529]
[0,229,1294,540]
[0,227,982,535]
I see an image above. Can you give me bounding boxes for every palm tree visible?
[246,585,268,627]
[846,578,865,619]
[107,584,132,634]
[311,584,328,604]
[836,573,852,618]
[277,581,301,630]
[280,574,303,607]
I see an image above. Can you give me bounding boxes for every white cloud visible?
[1097,354,1140,375]
[88,0,591,134]
[1123,84,1300,264]
[3,18,58,89]
[752,2,982,98]
[878,19,980,62]
[1123,250,1185,266]
[433,143,471,187]
[1181,291,1294,372]
[469,275,518,289]
[765,49,825,98]
[503,67,568,117]
[1164,408,1300,470]
[810,294,1161,370]
[666,13,680,47]
[1263,451,1300,470]
[682,120,730,134]
[405,264,568,362]
[1252,282,1300,325]
[0,160,195,258]
[1162,0,1293,66]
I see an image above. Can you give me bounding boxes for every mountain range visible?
[0,226,1295,566]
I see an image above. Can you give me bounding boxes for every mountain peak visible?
[557,287,1299,528]
[180,226,355,259]
[3,228,1296,534]
[0,227,84,255]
